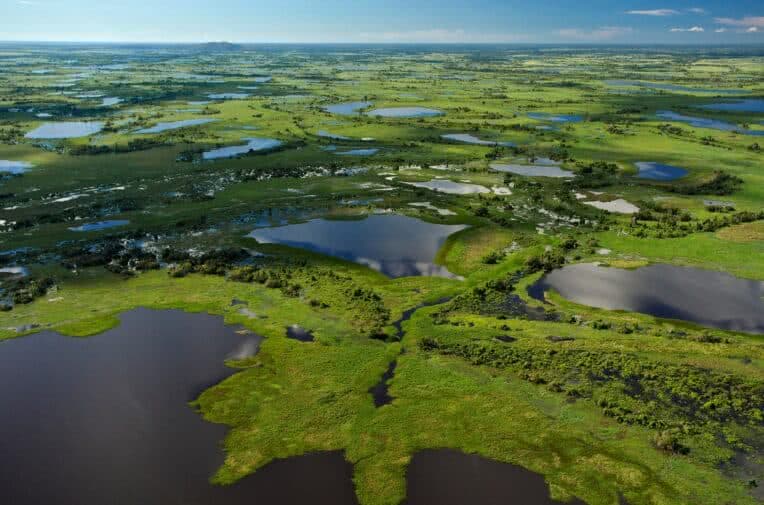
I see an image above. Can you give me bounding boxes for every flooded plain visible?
[248,214,467,278]
[697,99,764,113]
[529,263,764,333]
[0,309,359,505]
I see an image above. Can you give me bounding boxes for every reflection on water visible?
[405,450,585,505]
[405,179,490,194]
[248,214,467,278]
[324,101,373,115]
[634,162,688,181]
[697,99,764,113]
[68,220,130,232]
[367,107,443,118]
[657,111,764,136]
[442,133,515,147]
[529,263,764,334]
[0,309,362,505]
[25,121,104,139]
[203,138,282,160]
[136,118,217,134]
[491,162,572,178]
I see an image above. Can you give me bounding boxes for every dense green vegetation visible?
[0,43,762,504]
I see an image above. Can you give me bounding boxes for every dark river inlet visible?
[0,309,359,505]
[529,263,764,334]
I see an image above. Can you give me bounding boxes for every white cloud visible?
[746,26,759,33]
[670,26,705,32]
[715,28,727,33]
[355,29,526,44]
[714,16,764,27]
[557,26,634,41]
[627,9,678,16]
[687,8,707,14]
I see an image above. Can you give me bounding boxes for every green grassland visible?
[0,44,762,504]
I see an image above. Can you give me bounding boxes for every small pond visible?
[406,179,490,194]
[68,220,130,232]
[0,160,33,174]
[367,107,443,118]
[441,133,515,147]
[634,162,688,181]
[528,112,582,123]
[248,214,467,279]
[318,130,351,140]
[656,111,764,136]
[136,118,217,134]
[324,101,373,115]
[100,97,123,107]
[25,121,104,139]
[0,309,359,505]
[405,449,585,505]
[528,263,764,334]
[203,138,282,160]
[491,162,573,178]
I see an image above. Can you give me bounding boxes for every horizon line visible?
[1,40,764,46]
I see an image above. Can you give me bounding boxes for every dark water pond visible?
[0,308,359,505]
[529,263,764,334]
[697,99,764,113]
[656,110,764,136]
[405,449,585,505]
[369,360,397,407]
[286,324,314,342]
[634,162,688,181]
[248,214,467,279]
[202,137,282,160]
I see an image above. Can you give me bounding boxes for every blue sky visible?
[2,0,763,43]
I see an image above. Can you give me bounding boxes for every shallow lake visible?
[68,220,130,232]
[136,118,217,134]
[100,97,123,107]
[406,179,490,194]
[248,214,467,278]
[405,449,585,505]
[527,112,582,123]
[368,107,443,118]
[203,138,282,160]
[0,160,33,174]
[491,162,573,178]
[528,263,764,334]
[0,308,360,505]
[441,133,515,147]
[657,111,764,136]
[697,99,764,113]
[25,121,104,139]
[324,101,373,115]
[634,162,688,181]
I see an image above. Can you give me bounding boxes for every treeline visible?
[419,338,763,454]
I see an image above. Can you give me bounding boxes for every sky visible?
[1,0,763,44]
